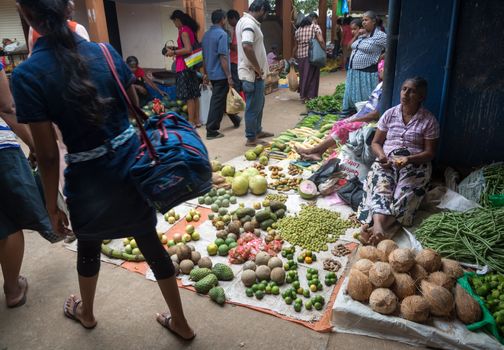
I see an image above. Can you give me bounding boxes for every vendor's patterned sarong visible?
[357,161,431,226]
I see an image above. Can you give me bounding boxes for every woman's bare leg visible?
[0,231,26,305]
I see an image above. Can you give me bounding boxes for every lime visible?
[218,244,229,256]
[303,289,310,298]
[205,197,213,205]
[130,239,138,249]
[286,276,293,284]
[285,297,293,305]
[211,204,219,212]
[265,285,272,294]
[297,255,304,263]
[297,287,304,295]
[124,244,132,254]
[317,283,323,291]
[252,284,259,292]
[294,303,302,312]
[305,301,313,310]
[257,284,265,291]
[292,281,300,289]
[255,290,265,300]
[246,288,254,297]
[295,298,303,305]
[314,302,323,310]
[310,284,318,292]
[271,286,280,295]
[214,238,225,246]
[185,214,193,222]
[197,196,205,204]
[132,247,141,255]
[208,213,215,220]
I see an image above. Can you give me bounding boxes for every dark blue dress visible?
[11,36,156,240]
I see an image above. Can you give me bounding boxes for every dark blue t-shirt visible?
[11,35,134,153]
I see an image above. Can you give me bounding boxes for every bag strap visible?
[98,43,158,162]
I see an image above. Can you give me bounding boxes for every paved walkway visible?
[0,72,419,350]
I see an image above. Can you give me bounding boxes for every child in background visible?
[126,56,167,106]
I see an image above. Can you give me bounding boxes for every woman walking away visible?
[357,77,439,245]
[13,0,195,340]
[342,11,387,114]
[292,15,325,102]
[165,10,202,127]
[0,61,53,309]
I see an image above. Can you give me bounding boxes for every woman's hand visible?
[48,208,71,237]
[378,155,392,169]
[393,156,409,169]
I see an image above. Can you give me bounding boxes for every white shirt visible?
[236,13,269,83]
[28,22,90,53]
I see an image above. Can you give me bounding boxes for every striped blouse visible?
[0,63,19,150]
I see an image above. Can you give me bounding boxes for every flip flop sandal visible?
[63,296,97,329]
[5,276,28,308]
[157,313,196,341]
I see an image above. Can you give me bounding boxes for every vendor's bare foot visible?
[156,312,195,341]
[4,276,28,308]
[63,295,97,329]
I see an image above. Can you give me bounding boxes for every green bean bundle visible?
[415,207,504,273]
[481,163,504,207]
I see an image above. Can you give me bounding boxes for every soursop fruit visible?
[189,268,212,282]
[194,273,218,294]
[209,286,226,305]
[212,263,234,281]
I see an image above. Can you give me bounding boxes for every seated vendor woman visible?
[295,59,385,161]
[357,77,440,245]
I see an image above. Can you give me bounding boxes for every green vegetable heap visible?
[416,207,504,273]
[481,163,504,207]
[471,273,504,336]
[276,205,355,252]
[305,83,345,113]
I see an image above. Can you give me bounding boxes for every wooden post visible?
[233,0,249,15]
[184,0,206,41]
[319,0,328,41]
[281,0,293,59]
[85,0,109,42]
[331,0,338,41]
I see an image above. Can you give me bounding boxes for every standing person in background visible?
[165,10,202,128]
[202,9,241,140]
[342,12,386,114]
[236,0,275,147]
[0,62,53,308]
[292,16,325,102]
[227,10,241,94]
[332,18,343,59]
[341,16,353,70]
[13,0,195,340]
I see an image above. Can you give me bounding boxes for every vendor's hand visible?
[48,208,71,237]
[393,156,409,169]
[378,155,392,169]
[358,28,367,36]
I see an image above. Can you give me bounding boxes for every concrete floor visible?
[0,72,420,350]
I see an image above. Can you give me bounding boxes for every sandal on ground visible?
[157,313,196,341]
[4,276,28,308]
[63,295,97,329]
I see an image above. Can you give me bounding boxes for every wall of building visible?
[0,0,26,46]
[115,1,183,69]
[73,0,90,32]
[205,0,234,30]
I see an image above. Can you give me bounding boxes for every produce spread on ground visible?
[64,87,504,347]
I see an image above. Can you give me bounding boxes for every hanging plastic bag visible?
[226,87,245,115]
[288,66,299,92]
[199,84,212,125]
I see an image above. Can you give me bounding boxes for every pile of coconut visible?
[346,240,482,325]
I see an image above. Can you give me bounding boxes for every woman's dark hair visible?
[343,16,352,25]
[18,0,108,124]
[170,10,200,34]
[126,56,139,66]
[227,9,240,20]
[211,9,226,25]
[249,0,271,13]
[298,16,313,28]
[405,76,428,95]
[350,18,363,28]
[336,18,342,25]
[308,12,318,20]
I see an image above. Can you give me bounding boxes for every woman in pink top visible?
[341,17,354,69]
[165,10,201,127]
[357,77,440,245]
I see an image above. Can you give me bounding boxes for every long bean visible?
[415,207,504,273]
[481,163,504,207]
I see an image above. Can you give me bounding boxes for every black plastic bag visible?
[337,176,365,211]
[308,158,340,186]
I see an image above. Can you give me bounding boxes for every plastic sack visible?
[338,148,370,181]
[330,120,366,144]
[458,168,485,203]
[198,85,212,125]
[226,87,245,115]
[287,66,299,92]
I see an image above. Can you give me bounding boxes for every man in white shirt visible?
[236,0,274,147]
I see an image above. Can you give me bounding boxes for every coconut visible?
[191,251,201,264]
[256,265,271,281]
[410,264,429,285]
[347,269,373,302]
[255,251,271,266]
[270,267,286,285]
[179,259,194,274]
[227,221,241,235]
[227,233,238,242]
[353,259,374,276]
[415,249,442,273]
[392,273,416,300]
[369,262,395,288]
[427,271,455,291]
[376,240,398,262]
[369,288,398,315]
[358,246,383,262]
[420,280,454,317]
[400,295,430,323]
[441,258,464,280]
[455,284,482,324]
[167,246,177,257]
[388,248,415,273]
[267,257,283,270]
[198,257,213,269]
[173,262,180,275]
[241,270,256,287]
[298,180,318,200]
[243,261,256,271]
[243,222,255,233]
[176,245,192,261]
[171,255,179,263]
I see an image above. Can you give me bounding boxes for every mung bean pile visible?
[276,205,355,252]
[415,207,504,273]
[481,163,504,207]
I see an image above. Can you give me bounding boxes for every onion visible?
[400,295,430,323]
[392,273,416,300]
[353,259,374,276]
[347,269,373,302]
[415,249,442,273]
[420,280,454,317]
[388,248,415,273]
[369,262,395,288]
[376,240,398,262]
[369,288,398,315]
